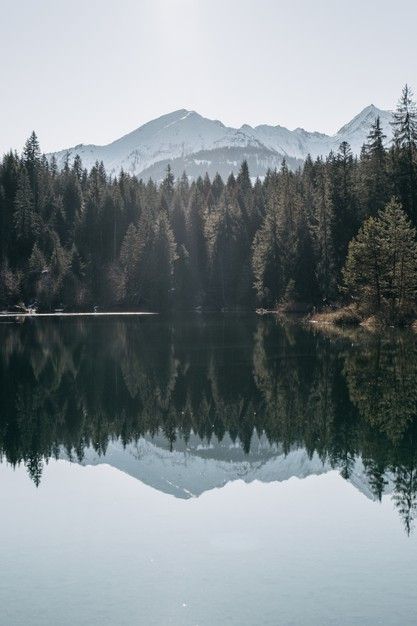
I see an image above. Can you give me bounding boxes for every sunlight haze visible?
[1,0,417,154]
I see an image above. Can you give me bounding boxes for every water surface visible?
[1,314,417,625]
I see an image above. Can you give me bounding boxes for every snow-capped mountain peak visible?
[48,104,393,181]
[335,104,392,152]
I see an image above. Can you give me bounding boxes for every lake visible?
[1,313,417,626]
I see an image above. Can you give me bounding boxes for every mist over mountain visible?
[48,105,392,180]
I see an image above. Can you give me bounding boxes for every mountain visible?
[63,432,393,501]
[48,105,392,181]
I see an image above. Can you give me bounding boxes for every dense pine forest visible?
[1,85,417,318]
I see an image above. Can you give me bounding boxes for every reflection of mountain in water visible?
[0,314,416,533]
[72,433,390,501]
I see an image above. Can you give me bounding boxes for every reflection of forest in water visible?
[1,315,417,534]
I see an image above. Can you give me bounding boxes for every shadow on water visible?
[1,313,417,534]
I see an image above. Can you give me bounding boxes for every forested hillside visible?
[1,86,417,316]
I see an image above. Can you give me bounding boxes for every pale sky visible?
[1,0,417,155]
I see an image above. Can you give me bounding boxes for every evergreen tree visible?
[361,116,389,216]
[207,185,247,308]
[160,164,175,213]
[149,213,177,309]
[312,161,335,301]
[187,179,208,306]
[120,224,140,305]
[252,189,283,307]
[343,198,417,321]
[173,244,192,310]
[392,84,417,151]
[14,168,40,262]
[23,131,41,196]
[390,85,417,220]
[0,151,20,264]
[331,142,358,274]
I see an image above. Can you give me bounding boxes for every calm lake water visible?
[1,314,417,626]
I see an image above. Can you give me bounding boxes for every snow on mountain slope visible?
[51,109,230,177]
[48,105,393,180]
[250,104,393,160]
[333,104,393,154]
[63,432,391,501]
[252,124,330,160]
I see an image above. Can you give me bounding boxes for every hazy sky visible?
[1,0,417,154]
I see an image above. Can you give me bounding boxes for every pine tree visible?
[390,85,417,221]
[236,160,254,232]
[211,173,224,203]
[120,224,140,304]
[207,186,247,309]
[293,204,318,303]
[361,116,389,216]
[62,170,83,244]
[252,192,282,307]
[173,244,192,310]
[187,179,208,306]
[392,84,417,150]
[170,188,188,248]
[160,164,175,213]
[343,198,417,321]
[100,186,124,262]
[149,213,177,310]
[29,243,46,275]
[23,131,41,194]
[331,142,358,274]
[312,161,335,301]
[14,168,40,261]
[0,151,20,264]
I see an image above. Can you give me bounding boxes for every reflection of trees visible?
[253,320,321,453]
[1,316,417,534]
[388,425,417,535]
[344,334,417,442]
[344,332,417,531]
[393,465,417,536]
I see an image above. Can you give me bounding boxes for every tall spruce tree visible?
[331,142,358,275]
[312,160,335,301]
[252,186,283,307]
[361,116,389,216]
[187,179,208,306]
[391,85,417,221]
[14,168,40,263]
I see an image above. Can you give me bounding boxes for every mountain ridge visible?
[48,105,393,181]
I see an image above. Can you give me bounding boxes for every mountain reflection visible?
[1,314,417,534]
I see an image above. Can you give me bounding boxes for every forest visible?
[1,86,417,320]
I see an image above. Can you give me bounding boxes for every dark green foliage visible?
[390,85,417,221]
[361,116,389,216]
[343,199,417,322]
[2,86,417,313]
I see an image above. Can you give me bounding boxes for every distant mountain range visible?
[48,105,393,181]
[66,433,393,501]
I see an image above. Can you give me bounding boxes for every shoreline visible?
[0,311,158,318]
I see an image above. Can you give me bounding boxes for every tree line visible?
[1,85,417,314]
